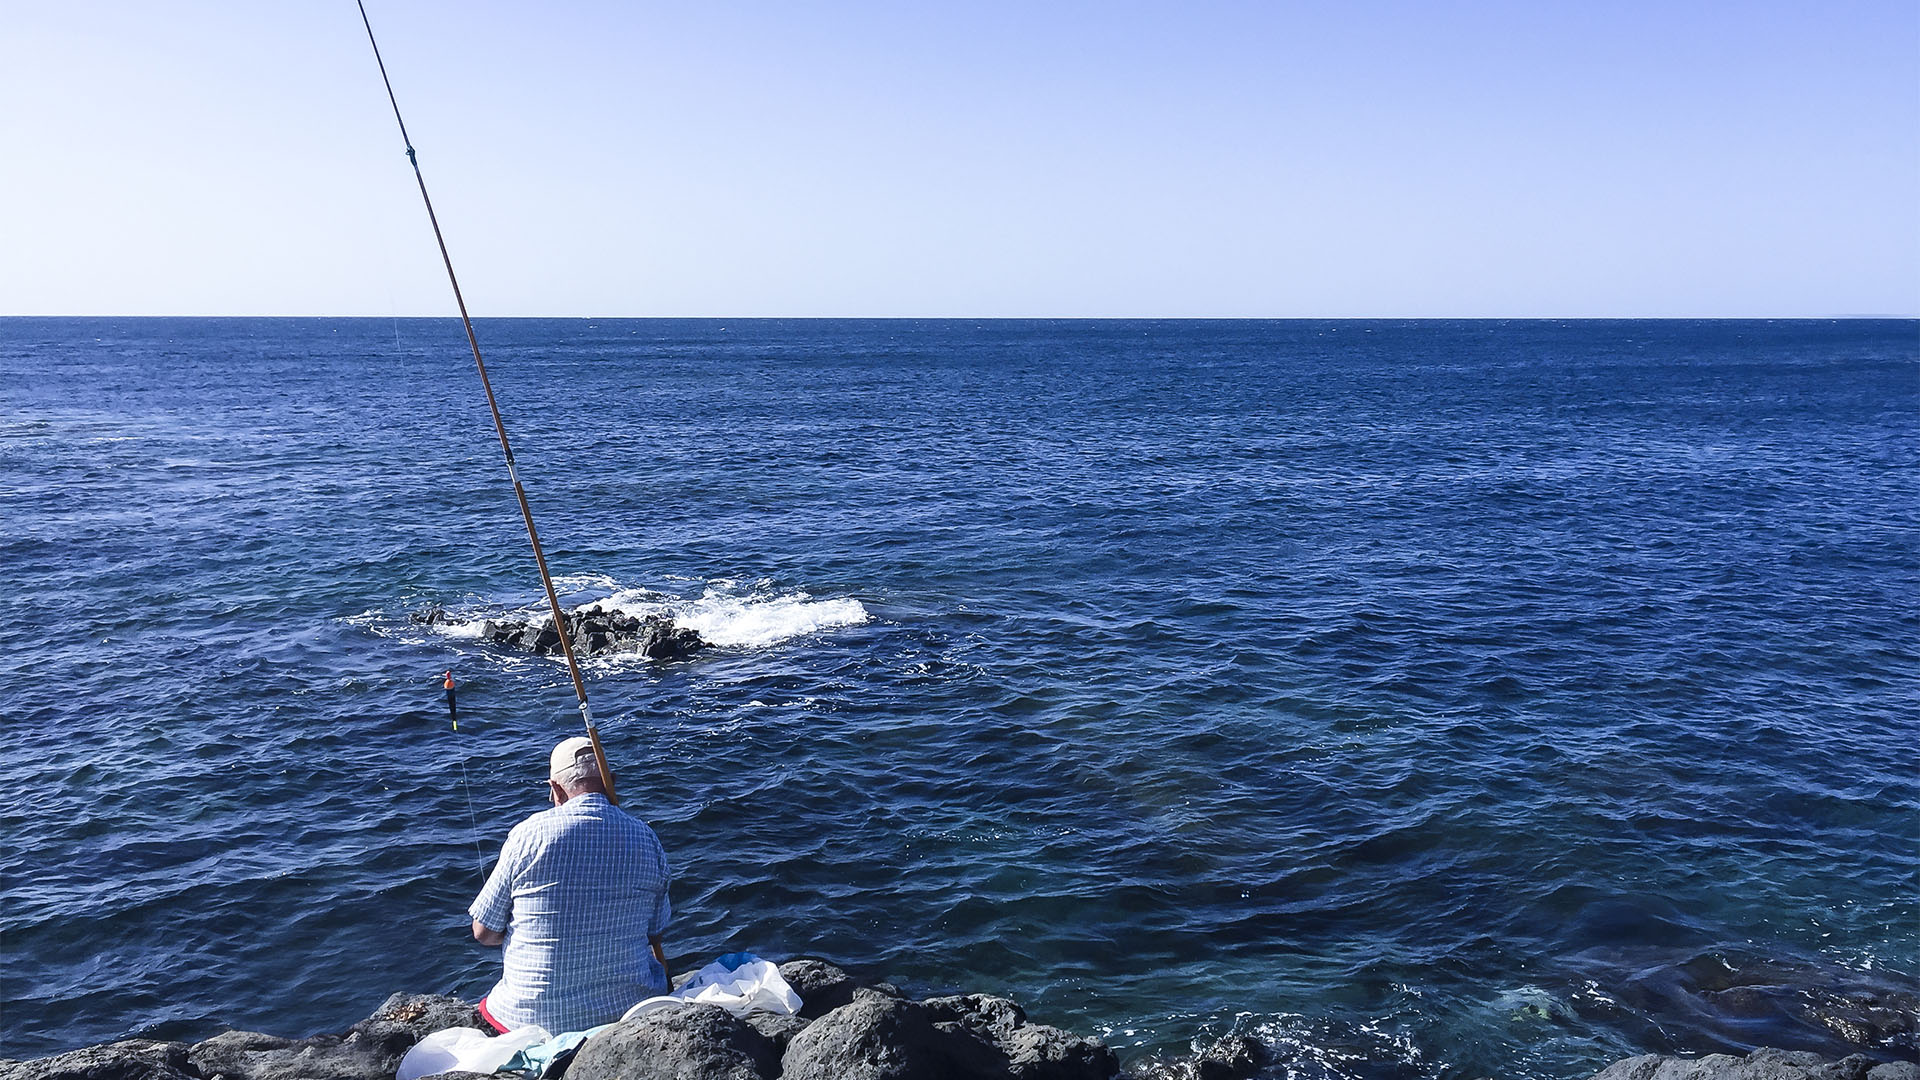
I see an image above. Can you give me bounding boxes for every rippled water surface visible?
[2,318,1915,1077]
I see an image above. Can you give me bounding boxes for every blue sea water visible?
[0,318,1915,1078]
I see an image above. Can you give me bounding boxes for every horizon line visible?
[2,313,1915,321]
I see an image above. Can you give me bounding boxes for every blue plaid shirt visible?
[469,793,672,1032]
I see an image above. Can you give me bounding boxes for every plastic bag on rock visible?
[622,951,803,1020]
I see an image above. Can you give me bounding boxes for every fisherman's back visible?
[470,792,672,1033]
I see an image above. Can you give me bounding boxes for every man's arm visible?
[650,935,667,971]
[469,828,520,949]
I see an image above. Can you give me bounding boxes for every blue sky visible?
[3,2,1915,316]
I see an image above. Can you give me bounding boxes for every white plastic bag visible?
[396,1024,554,1080]
[622,956,802,1021]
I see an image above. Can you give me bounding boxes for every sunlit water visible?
[2,318,1914,1077]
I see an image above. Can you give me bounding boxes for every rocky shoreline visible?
[6,959,1915,1080]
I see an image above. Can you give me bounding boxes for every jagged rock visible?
[4,974,1122,1080]
[361,993,483,1041]
[780,991,952,1080]
[0,1040,196,1080]
[777,986,1118,1080]
[628,614,704,660]
[1589,1047,1918,1080]
[779,959,870,1020]
[566,1003,778,1080]
[440,605,707,660]
[185,1031,297,1080]
[742,1011,811,1056]
[1189,1035,1274,1080]
[995,1021,1120,1080]
[924,993,1028,1037]
[1119,1034,1271,1080]
[2,999,473,1080]
[922,994,1118,1080]
[186,1014,431,1080]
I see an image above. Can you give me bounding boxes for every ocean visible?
[1,318,1914,1078]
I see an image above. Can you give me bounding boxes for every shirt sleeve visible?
[468,829,522,932]
[650,843,672,935]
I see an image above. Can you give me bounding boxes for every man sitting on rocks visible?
[468,737,673,1033]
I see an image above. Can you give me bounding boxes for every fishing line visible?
[458,755,486,879]
[444,670,486,878]
[358,0,619,802]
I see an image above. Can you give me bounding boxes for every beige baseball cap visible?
[550,736,597,779]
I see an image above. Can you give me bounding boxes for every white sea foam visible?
[436,620,494,641]
[551,572,621,593]
[424,577,869,652]
[666,589,868,648]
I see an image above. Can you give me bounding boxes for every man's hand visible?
[651,935,667,971]
[472,919,505,947]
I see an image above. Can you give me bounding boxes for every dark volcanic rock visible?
[743,1012,811,1057]
[567,1003,778,1080]
[923,993,1028,1038]
[7,974,1127,1080]
[625,613,705,660]
[1688,976,1920,1058]
[995,1021,1120,1080]
[781,991,952,1080]
[779,987,1118,1080]
[1124,1034,1273,1080]
[187,1025,404,1080]
[779,959,872,1020]
[922,994,1118,1080]
[1589,1048,1920,1080]
[185,1001,465,1080]
[360,993,483,1042]
[445,605,708,660]
[1,1040,196,1080]
[185,1032,296,1080]
[1188,1035,1275,1080]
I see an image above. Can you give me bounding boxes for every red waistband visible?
[475,994,510,1034]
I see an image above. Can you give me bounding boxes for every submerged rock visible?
[1119,1034,1273,1080]
[1589,1047,1920,1080]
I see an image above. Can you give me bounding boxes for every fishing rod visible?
[357,0,617,803]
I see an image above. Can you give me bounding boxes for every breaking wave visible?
[427,575,870,651]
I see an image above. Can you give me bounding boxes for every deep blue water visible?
[1,318,1915,1078]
